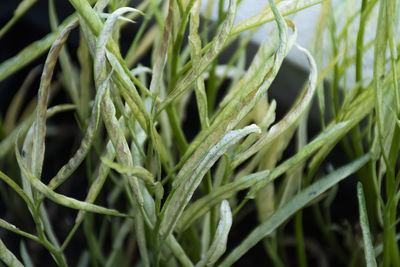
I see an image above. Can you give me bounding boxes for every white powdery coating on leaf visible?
[191,124,261,185]
[95,7,138,82]
[207,200,232,264]
[160,124,260,237]
[195,200,232,267]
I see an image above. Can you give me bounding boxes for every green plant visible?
[0,0,399,266]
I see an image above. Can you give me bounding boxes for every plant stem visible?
[295,212,307,267]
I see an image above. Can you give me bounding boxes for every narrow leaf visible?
[0,0,37,39]
[20,241,34,267]
[94,7,139,84]
[195,200,232,267]
[357,182,378,267]
[148,0,173,94]
[189,0,209,128]
[101,157,154,185]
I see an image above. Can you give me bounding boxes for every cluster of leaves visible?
[0,0,399,266]
[309,0,400,266]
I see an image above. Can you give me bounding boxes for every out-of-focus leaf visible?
[230,0,323,36]
[0,14,77,83]
[357,183,378,267]
[4,66,41,133]
[0,0,37,39]
[0,104,75,160]
[0,239,24,267]
[20,241,34,267]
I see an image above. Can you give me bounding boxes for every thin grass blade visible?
[357,182,378,267]
[31,20,78,180]
[94,7,140,84]
[148,0,172,95]
[4,65,41,133]
[15,144,131,218]
[0,170,33,208]
[0,219,40,243]
[189,0,209,128]
[46,74,110,191]
[20,241,34,267]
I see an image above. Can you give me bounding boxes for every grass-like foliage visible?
[0,0,399,266]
